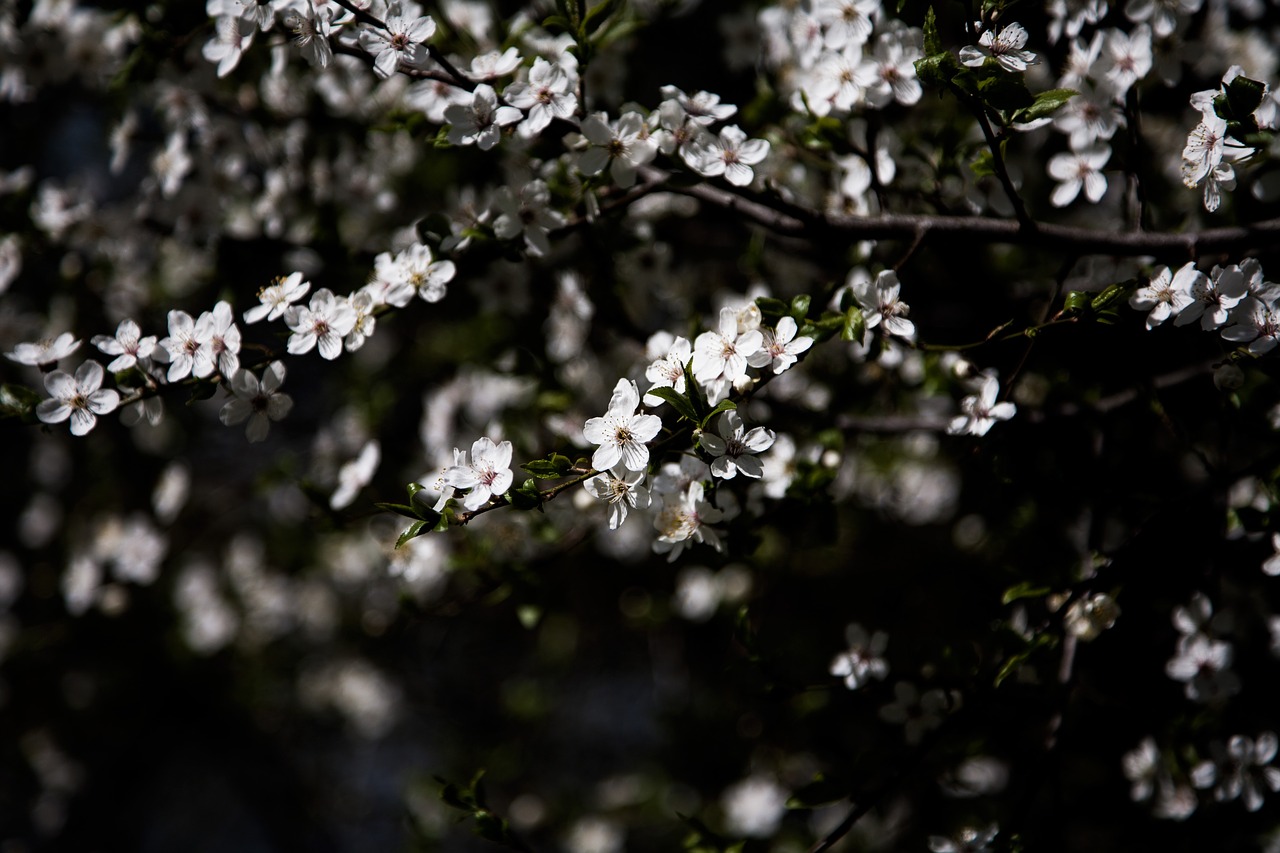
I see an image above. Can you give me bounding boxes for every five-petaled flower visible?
[948,371,1017,436]
[442,437,514,511]
[36,360,120,436]
[583,466,651,529]
[960,22,1039,72]
[699,410,776,479]
[219,360,293,443]
[357,6,436,79]
[583,378,663,472]
[285,288,357,360]
[852,269,916,340]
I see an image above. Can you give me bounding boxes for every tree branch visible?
[644,167,1280,258]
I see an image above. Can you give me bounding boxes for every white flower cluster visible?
[1181,66,1277,212]
[1130,257,1280,355]
[9,240,455,450]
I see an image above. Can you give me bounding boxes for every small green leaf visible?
[970,148,997,178]
[374,502,423,520]
[755,296,789,319]
[647,386,699,423]
[994,634,1057,687]
[978,72,1034,112]
[950,67,981,97]
[508,479,543,511]
[542,13,574,33]
[922,6,943,56]
[1002,581,1053,605]
[789,294,812,320]
[0,383,42,419]
[700,399,737,430]
[521,459,564,478]
[396,519,431,549]
[1225,74,1266,120]
[1090,282,1130,313]
[1062,290,1091,315]
[841,306,866,344]
[1013,87,1077,123]
[915,53,957,90]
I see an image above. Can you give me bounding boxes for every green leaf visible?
[396,519,431,549]
[922,6,943,56]
[699,399,737,430]
[789,294,812,320]
[1002,581,1052,605]
[994,634,1057,687]
[509,479,543,511]
[521,459,564,478]
[841,306,866,344]
[755,296,789,320]
[1225,74,1266,120]
[582,0,624,35]
[0,383,42,419]
[949,67,981,97]
[647,385,699,423]
[970,148,996,178]
[1089,282,1130,313]
[915,53,957,90]
[374,502,422,520]
[978,73,1034,112]
[1013,87,1077,123]
[1061,290,1091,315]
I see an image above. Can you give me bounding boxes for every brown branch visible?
[645,166,1280,258]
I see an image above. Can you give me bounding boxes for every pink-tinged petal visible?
[1051,180,1081,208]
[578,148,610,176]
[743,427,775,452]
[74,360,105,392]
[630,413,663,442]
[738,139,770,164]
[266,394,293,420]
[245,413,270,442]
[405,16,436,42]
[44,370,76,399]
[711,456,737,479]
[490,470,513,495]
[735,455,765,478]
[592,444,622,471]
[607,378,639,414]
[582,417,611,444]
[317,334,343,360]
[374,47,400,78]
[261,361,287,393]
[37,399,72,424]
[220,398,252,426]
[700,433,727,454]
[619,441,649,472]
[86,389,119,415]
[287,333,316,355]
[724,162,754,186]
[1084,172,1108,202]
[69,408,96,436]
